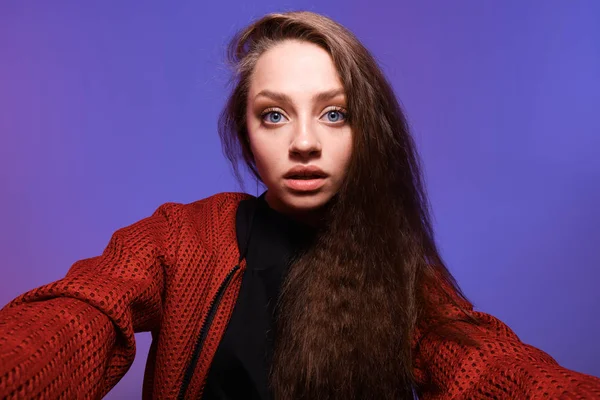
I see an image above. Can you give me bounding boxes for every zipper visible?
[177,264,241,400]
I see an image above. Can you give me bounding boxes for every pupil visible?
[270,112,281,122]
[329,111,339,121]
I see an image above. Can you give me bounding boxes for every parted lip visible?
[284,165,328,178]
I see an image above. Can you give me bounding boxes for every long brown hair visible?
[218,11,477,399]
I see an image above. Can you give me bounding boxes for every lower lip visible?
[284,177,326,191]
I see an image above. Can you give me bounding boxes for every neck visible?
[263,191,327,229]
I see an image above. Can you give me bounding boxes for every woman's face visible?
[246,40,353,221]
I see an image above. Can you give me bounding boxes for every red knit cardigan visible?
[1,192,599,399]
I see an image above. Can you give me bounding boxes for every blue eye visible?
[323,109,346,123]
[261,108,346,125]
[263,111,286,124]
[327,110,342,122]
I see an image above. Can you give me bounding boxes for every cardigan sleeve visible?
[413,294,600,399]
[0,202,176,399]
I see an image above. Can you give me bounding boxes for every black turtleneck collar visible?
[236,191,316,270]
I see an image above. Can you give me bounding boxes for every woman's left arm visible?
[413,304,600,399]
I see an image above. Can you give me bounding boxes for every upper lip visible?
[284,165,328,178]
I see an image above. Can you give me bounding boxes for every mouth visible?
[285,174,325,180]
[284,175,327,191]
[283,165,328,191]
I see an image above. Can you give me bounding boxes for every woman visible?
[1,11,599,400]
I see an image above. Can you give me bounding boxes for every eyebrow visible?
[253,88,346,104]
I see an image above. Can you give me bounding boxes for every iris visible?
[266,112,283,123]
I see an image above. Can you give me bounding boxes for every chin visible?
[279,190,333,211]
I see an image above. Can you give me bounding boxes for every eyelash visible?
[260,106,348,125]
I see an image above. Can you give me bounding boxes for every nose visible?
[289,119,321,158]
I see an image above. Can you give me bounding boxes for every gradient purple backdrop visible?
[1,1,598,398]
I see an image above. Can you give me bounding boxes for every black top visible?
[202,192,316,400]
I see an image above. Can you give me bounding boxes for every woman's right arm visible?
[0,202,178,399]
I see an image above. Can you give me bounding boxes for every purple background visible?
[1,1,598,397]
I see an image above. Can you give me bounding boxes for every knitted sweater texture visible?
[0,192,599,399]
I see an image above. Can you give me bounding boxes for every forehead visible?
[249,40,343,97]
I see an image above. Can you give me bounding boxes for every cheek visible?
[335,130,353,169]
[250,139,279,177]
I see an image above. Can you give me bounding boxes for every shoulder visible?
[153,191,255,225]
